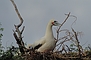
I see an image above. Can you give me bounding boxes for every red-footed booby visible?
[28,19,61,52]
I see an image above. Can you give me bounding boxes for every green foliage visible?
[0,23,4,58]
[0,46,24,60]
[0,23,24,60]
[0,23,4,45]
[70,43,78,52]
[0,23,3,40]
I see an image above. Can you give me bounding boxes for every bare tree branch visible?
[71,28,82,58]
[10,0,23,28]
[10,0,26,54]
[21,26,25,34]
[56,12,70,42]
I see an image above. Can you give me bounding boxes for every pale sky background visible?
[0,0,91,48]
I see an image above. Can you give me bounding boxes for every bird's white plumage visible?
[28,19,61,52]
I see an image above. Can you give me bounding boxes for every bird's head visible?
[50,19,61,26]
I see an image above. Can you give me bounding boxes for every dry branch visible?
[10,0,23,27]
[71,28,82,58]
[10,0,26,54]
[55,12,71,52]
[56,12,70,42]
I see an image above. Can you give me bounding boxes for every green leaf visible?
[0,28,4,31]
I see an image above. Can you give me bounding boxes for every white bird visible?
[28,19,61,52]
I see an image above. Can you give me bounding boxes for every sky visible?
[0,0,91,48]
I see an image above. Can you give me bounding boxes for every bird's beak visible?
[53,22,61,26]
[56,22,61,26]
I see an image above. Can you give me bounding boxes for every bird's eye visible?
[54,21,57,23]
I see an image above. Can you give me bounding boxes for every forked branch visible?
[56,12,70,41]
[10,0,26,54]
[72,28,82,58]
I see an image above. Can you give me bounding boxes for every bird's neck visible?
[45,23,54,38]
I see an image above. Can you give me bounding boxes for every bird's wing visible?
[31,37,46,50]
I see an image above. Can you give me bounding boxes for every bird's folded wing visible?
[32,37,46,49]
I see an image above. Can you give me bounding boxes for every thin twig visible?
[56,12,70,42]
[21,26,25,34]
[72,28,81,58]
